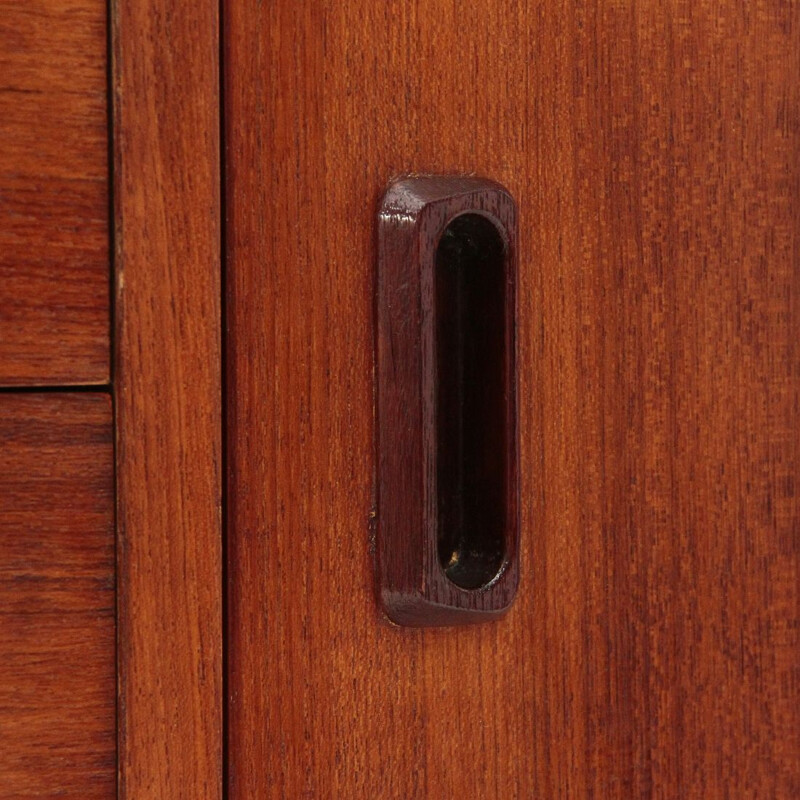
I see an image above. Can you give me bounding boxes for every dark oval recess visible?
[435,213,508,590]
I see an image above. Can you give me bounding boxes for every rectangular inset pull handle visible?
[376,176,519,626]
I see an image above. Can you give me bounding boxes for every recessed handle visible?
[376,176,519,626]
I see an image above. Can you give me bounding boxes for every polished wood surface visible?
[225,1,799,796]
[112,0,222,796]
[0,0,109,386]
[0,394,114,797]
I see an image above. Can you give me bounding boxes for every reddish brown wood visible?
[377,177,519,625]
[112,0,222,796]
[0,393,115,797]
[225,1,799,796]
[0,0,109,386]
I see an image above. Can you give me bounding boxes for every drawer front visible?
[0,0,109,386]
[0,394,115,797]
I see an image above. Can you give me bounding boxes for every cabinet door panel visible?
[225,2,799,796]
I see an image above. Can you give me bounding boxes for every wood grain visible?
[0,393,114,798]
[0,0,109,386]
[112,0,222,796]
[225,0,799,796]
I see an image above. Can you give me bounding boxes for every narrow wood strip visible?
[112,0,222,795]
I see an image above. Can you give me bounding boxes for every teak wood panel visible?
[0,0,110,386]
[0,394,115,797]
[226,1,799,796]
[112,0,223,796]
